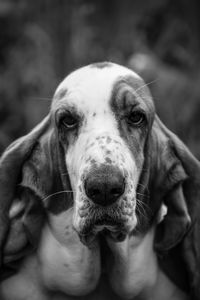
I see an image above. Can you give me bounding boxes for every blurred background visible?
[0,0,200,157]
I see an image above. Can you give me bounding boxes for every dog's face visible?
[51,62,155,244]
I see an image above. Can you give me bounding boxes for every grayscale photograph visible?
[0,1,200,299]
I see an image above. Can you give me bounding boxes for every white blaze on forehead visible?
[54,63,141,113]
[53,63,141,186]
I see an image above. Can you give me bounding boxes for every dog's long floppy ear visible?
[0,115,62,271]
[150,116,200,298]
[150,115,200,250]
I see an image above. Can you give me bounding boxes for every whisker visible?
[136,198,152,214]
[43,190,75,202]
[136,205,150,224]
[28,97,52,101]
[136,207,148,221]
[137,201,150,213]
[136,200,147,214]
[137,192,150,201]
[136,192,149,197]
[137,183,150,193]
[134,78,159,94]
[137,183,146,188]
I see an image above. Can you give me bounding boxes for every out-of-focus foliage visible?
[0,0,200,157]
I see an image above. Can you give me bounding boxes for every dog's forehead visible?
[53,63,143,112]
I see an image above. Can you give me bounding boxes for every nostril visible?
[109,179,125,200]
[90,188,101,199]
[111,187,124,197]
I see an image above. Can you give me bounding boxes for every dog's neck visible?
[106,228,188,300]
[1,220,189,300]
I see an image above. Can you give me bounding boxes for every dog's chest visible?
[37,224,101,295]
[1,224,189,300]
[0,224,118,300]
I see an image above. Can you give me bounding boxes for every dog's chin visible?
[76,200,137,246]
[79,229,127,246]
[78,218,129,246]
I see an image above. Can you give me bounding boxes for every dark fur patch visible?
[109,75,155,165]
[46,192,72,215]
[90,62,113,69]
[110,75,154,114]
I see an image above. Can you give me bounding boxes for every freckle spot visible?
[93,113,96,117]
[106,137,112,144]
[91,159,96,164]
[105,157,112,164]
[114,140,120,144]
[106,150,111,155]
[124,170,128,176]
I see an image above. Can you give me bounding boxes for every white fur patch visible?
[54,63,140,108]
[38,210,100,296]
[157,203,168,223]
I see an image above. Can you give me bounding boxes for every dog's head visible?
[0,62,200,296]
[51,63,155,244]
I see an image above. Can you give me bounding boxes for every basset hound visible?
[0,62,200,300]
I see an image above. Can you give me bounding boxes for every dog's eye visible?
[127,111,146,126]
[61,114,78,129]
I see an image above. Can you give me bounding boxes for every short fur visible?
[0,62,200,300]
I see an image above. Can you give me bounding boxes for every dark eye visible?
[61,113,78,129]
[127,111,146,126]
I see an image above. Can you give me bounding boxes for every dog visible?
[0,62,200,300]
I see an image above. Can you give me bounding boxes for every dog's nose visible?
[85,165,125,206]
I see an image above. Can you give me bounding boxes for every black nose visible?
[85,165,125,206]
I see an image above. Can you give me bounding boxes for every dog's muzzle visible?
[71,134,138,245]
[84,165,125,206]
[75,164,136,245]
